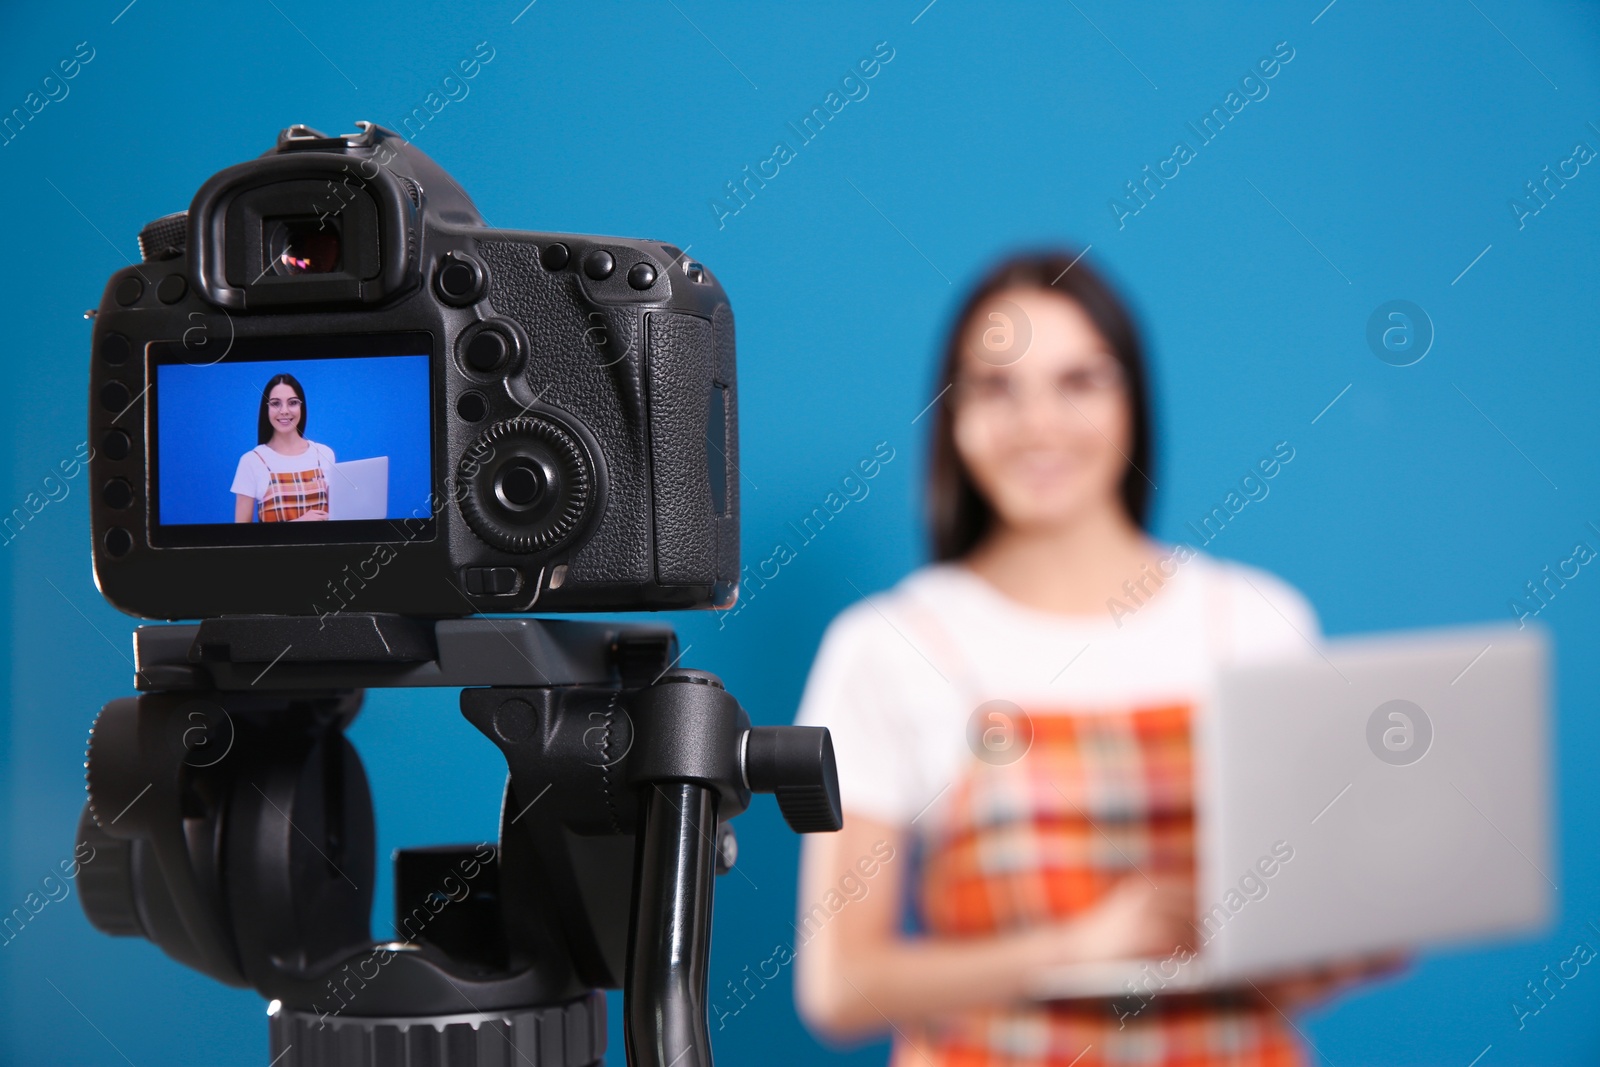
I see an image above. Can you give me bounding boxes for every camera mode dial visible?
[458,416,594,554]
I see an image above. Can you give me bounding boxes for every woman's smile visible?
[1005,448,1083,485]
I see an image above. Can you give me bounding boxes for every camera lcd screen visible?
[148,333,435,547]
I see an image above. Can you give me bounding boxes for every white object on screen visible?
[326,456,389,520]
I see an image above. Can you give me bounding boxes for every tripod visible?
[75,612,841,1066]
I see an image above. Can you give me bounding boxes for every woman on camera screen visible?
[230,373,335,523]
[792,251,1393,1066]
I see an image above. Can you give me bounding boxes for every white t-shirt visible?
[229,441,337,501]
[793,551,1321,833]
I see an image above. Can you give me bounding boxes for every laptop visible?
[326,456,389,520]
[1031,623,1553,999]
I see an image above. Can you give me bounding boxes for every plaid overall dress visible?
[250,446,329,523]
[889,577,1305,1067]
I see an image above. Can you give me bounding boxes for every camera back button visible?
[435,251,487,305]
[102,479,133,510]
[542,242,569,270]
[157,274,187,304]
[627,262,657,290]
[100,429,131,460]
[103,528,132,557]
[99,333,130,366]
[466,329,510,372]
[99,381,131,412]
[464,566,520,596]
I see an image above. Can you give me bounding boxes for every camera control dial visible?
[458,417,594,554]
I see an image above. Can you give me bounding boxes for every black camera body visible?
[89,122,738,620]
[73,123,845,1067]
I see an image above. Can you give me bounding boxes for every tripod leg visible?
[625,781,717,1067]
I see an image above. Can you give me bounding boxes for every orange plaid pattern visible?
[258,466,328,522]
[903,705,1304,1067]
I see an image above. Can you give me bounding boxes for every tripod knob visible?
[269,992,606,1067]
[743,726,843,833]
[74,806,145,937]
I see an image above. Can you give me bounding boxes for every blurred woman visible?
[793,251,1390,1066]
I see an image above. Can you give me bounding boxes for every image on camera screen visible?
[149,338,432,543]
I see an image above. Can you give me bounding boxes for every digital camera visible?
[88,122,738,620]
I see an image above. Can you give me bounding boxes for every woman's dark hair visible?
[257,373,308,445]
[926,249,1154,561]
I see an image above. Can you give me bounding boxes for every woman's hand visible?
[291,509,329,522]
[1253,952,1410,1013]
[797,822,1206,1039]
[1031,872,1195,968]
[799,818,1194,1038]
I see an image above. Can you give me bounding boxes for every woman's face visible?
[951,286,1132,533]
[267,383,303,436]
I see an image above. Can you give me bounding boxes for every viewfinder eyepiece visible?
[266,216,342,276]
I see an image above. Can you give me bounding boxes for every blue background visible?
[3,1,1599,1064]
[154,353,432,524]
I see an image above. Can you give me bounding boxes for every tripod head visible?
[76,613,841,1065]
